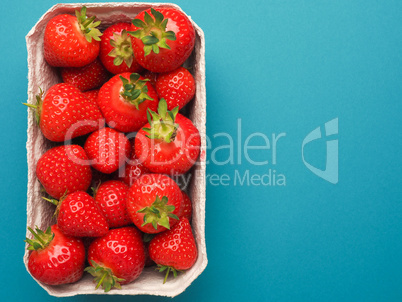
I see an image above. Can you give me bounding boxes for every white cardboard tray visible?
[24,2,207,297]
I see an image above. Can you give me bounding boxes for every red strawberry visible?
[97,72,158,132]
[156,67,195,110]
[134,99,201,175]
[149,217,197,283]
[61,58,110,92]
[48,191,109,238]
[99,22,143,74]
[126,173,182,234]
[94,180,131,228]
[130,8,195,72]
[86,226,145,292]
[82,89,99,105]
[25,225,86,285]
[82,89,99,103]
[36,145,92,199]
[44,6,102,67]
[117,155,149,187]
[84,127,131,174]
[180,191,193,222]
[24,83,104,142]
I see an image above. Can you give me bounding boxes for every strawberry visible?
[86,226,145,292]
[36,145,92,199]
[25,225,85,285]
[130,8,195,72]
[149,217,197,283]
[134,99,201,175]
[155,67,195,110]
[126,173,182,234]
[99,22,143,74]
[24,83,104,142]
[116,155,149,187]
[82,89,99,103]
[46,191,109,238]
[61,58,110,92]
[97,72,158,132]
[180,191,193,222]
[44,6,102,67]
[84,127,131,174]
[93,180,131,228]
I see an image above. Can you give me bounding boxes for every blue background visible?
[1,0,401,301]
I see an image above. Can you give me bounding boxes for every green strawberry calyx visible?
[76,6,102,43]
[109,30,134,68]
[129,8,177,56]
[137,195,179,230]
[85,260,125,292]
[23,88,43,125]
[120,73,153,109]
[25,226,55,251]
[143,98,179,143]
[156,264,183,284]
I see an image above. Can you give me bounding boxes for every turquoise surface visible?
[1,0,401,301]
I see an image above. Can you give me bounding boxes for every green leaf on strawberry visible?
[108,30,134,67]
[76,6,102,42]
[143,98,179,143]
[129,8,177,56]
[85,260,126,292]
[137,195,179,230]
[25,226,54,251]
[119,73,153,109]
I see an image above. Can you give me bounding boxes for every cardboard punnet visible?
[24,2,207,297]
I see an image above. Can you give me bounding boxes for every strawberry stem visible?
[91,181,102,197]
[156,264,182,284]
[96,272,108,290]
[23,88,43,125]
[22,103,37,109]
[42,196,64,218]
[42,197,59,206]
[164,267,170,284]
